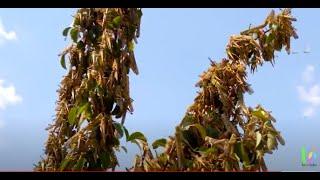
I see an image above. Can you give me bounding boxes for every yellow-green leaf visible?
[252,108,269,121]
[68,107,78,126]
[112,16,122,27]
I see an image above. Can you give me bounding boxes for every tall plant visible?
[35,8,142,171]
[132,9,298,171]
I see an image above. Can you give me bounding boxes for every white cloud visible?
[297,65,320,118]
[0,80,22,110]
[302,65,315,84]
[303,107,315,117]
[0,18,17,44]
[297,85,320,107]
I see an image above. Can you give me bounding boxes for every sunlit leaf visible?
[112,16,122,27]
[256,131,262,148]
[68,107,78,126]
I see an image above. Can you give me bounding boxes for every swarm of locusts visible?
[36,8,298,172]
[35,8,142,171]
[131,9,298,172]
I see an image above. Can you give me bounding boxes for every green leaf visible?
[68,107,78,126]
[256,131,262,148]
[189,124,207,140]
[123,126,130,142]
[180,114,196,128]
[77,41,85,50]
[100,152,111,169]
[234,142,249,164]
[128,132,147,142]
[77,103,89,117]
[60,54,67,70]
[62,27,71,37]
[113,122,124,138]
[121,146,127,153]
[112,16,122,27]
[60,157,70,171]
[206,126,220,138]
[70,28,79,43]
[73,157,86,171]
[152,138,167,149]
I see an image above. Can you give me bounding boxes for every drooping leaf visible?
[152,138,167,149]
[276,134,285,145]
[131,139,142,150]
[70,28,79,43]
[62,27,71,37]
[128,132,147,142]
[123,126,130,142]
[60,54,67,70]
[113,122,124,138]
[180,114,196,128]
[234,142,250,164]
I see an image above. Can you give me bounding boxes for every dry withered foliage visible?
[132,9,297,172]
[35,8,142,171]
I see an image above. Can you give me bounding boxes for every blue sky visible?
[0,8,319,171]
